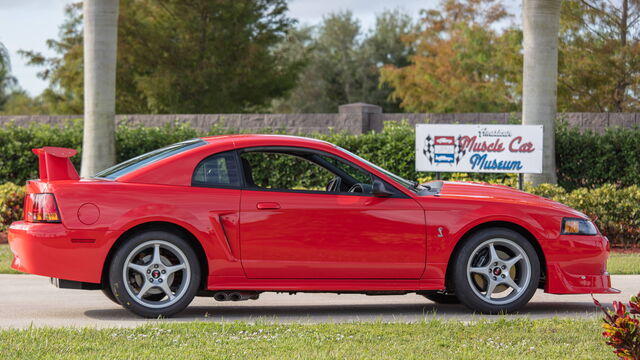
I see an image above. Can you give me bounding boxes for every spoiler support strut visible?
[32,147,80,181]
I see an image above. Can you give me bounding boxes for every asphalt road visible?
[1,274,637,329]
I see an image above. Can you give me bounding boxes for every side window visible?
[240,151,334,191]
[318,155,371,185]
[192,151,240,188]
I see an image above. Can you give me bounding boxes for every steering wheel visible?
[326,176,342,192]
[348,183,364,193]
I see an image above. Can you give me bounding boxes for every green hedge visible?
[1,119,639,190]
[527,184,640,247]
[0,182,24,232]
[556,121,640,190]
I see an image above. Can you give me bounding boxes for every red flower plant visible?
[593,293,640,360]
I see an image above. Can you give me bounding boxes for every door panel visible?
[239,190,426,279]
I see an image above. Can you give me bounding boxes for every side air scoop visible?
[32,147,80,181]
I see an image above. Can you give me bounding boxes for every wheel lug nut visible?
[149,278,154,283]
[146,269,151,274]
[493,276,497,280]
[158,279,163,283]
[161,270,166,274]
[501,274,505,278]
[502,265,506,270]
[154,264,159,269]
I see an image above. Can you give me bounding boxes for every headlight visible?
[561,217,597,235]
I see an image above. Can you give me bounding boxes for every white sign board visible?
[416,124,543,173]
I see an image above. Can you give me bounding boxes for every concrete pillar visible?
[338,103,383,134]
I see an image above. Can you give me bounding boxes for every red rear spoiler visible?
[32,147,80,181]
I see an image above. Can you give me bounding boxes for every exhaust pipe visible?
[229,291,259,301]
[213,292,229,302]
[213,291,259,302]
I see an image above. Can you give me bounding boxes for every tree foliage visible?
[18,3,84,115]
[379,0,522,113]
[0,42,17,110]
[20,0,302,114]
[273,10,416,113]
[558,0,640,112]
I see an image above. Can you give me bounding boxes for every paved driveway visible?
[0,274,637,328]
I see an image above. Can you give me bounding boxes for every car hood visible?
[419,181,587,218]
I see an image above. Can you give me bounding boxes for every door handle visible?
[256,202,281,210]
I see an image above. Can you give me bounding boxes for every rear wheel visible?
[101,284,120,305]
[452,228,540,314]
[108,231,200,318]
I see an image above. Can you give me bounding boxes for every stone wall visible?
[1,103,638,134]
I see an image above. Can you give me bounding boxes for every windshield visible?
[94,138,206,180]
[337,147,420,191]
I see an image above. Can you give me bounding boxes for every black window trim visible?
[235,146,409,199]
[191,150,243,189]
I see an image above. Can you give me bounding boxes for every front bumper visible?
[544,234,619,294]
[8,221,112,284]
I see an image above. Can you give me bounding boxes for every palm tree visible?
[522,0,562,185]
[81,0,119,177]
[0,42,17,108]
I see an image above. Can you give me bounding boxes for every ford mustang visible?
[8,135,617,317]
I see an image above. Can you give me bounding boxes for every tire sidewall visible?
[452,228,540,314]
[109,231,200,318]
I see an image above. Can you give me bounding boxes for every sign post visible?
[416,124,544,182]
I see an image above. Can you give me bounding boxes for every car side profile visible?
[8,135,618,317]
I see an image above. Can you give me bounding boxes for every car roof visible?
[200,134,335,150]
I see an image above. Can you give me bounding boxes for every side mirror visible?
[372,179,393,198]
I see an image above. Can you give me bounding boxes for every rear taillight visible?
[24,193,61,223]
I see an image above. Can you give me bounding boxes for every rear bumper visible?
[544,234,618,294]
[8,221,112,284]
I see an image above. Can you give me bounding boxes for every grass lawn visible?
[607,252,640,275]
[0,243,638,275]
[0,243,19,274]
[0,319,613,359]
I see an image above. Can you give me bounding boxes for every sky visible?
[0,0,519,97]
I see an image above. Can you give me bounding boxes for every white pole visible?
[81,0,119,177]
[522,0,561,185]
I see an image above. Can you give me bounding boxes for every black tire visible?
[452,228,540,314]
[101,284,120,305]
[109,231,201,318]
[421,292,460,304]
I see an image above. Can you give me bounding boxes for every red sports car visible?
[8,135,617,317]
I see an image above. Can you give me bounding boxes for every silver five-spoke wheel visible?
[466,238,531,305]
[453,228,540,314]
[109,231,200,318]
[123,240,191,309]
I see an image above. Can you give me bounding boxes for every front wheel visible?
[109,231,200,318]
[452,228,540,314]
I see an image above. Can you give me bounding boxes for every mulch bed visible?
[0,232,6,244]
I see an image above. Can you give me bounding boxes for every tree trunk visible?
[522,0,561,186]
[81,0,119,177]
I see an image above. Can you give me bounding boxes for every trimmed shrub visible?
[545,185,640,247]
[0,121,83,185]
[2,120,640,190]
[0,182,25,231]
[556,121,640,190]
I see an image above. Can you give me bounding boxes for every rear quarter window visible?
[192,151,240,188]
[94,139,206,180]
